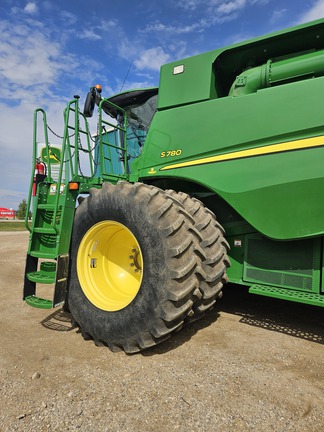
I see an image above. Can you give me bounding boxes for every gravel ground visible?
[0,231,323,432]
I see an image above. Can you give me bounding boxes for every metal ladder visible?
[23,99,90,308]
[23,97,129,308]
[23,182,76,308]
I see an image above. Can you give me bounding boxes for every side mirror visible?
[83,85,102,118]
[83,89,95,118]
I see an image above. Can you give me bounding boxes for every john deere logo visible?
[41,147,61,165]
[148,167,157,174]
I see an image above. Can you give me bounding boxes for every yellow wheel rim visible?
[77,221,143,311]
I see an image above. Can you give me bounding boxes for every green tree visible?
[16,199,28,220]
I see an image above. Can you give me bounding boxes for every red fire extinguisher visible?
[32,159,46,196]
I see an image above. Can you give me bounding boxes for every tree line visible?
[15,199,32,220]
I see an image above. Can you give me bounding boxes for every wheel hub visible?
[77,221,143,311]
[129,248,142,273]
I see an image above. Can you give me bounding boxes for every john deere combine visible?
[24,19,324,352]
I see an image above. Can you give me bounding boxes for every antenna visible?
[120,59,134,93]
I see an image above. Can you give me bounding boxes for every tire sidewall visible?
[69,186,169,342]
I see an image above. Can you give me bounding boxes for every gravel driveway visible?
[0,232,323,431]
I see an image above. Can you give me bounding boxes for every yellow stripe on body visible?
[160,135,324,171]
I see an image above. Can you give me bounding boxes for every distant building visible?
[0,207,15,220]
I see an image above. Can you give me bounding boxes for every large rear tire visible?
[167,190,230,317]
[68,182,203,353]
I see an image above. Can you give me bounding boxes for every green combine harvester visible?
[24,19,324,353]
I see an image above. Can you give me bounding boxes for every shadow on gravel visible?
[143,283,324,356]
[39,284,323,355]
[142,309,221,356]
[41,309,76,332]
[218,284,324,345]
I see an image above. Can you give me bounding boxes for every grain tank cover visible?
[158,18,324,109]
[158,51,218,109]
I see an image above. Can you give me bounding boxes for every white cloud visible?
[142,22,203,35]
[118,40,139,64]
[177,0,204,11]
[117,39,168,73]
[98,19,118,32]
[117,78,156,91]
[270,8,287,24]
[24,2,38,15]
[0,17,95,209]
[0,104,34,206]
[225,31,253,45]
[175,0,269,18]
[134,47,170,71]
[0,26,60,88]
[216,0,246,15]
[78,29,102,41]
[152,0,270,35]
[299,0,324,23]
[60,10,78,26]
[0,98,69,209]
[169,41,189,59]
[250,0,269,4]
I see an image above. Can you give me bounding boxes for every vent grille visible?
[244,237,316,291]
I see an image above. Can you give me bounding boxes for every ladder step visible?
[30,251,57,259]
[27,271,55,284]
[27,261,56,284]
[25,295,52,309]
[41,261,56,271]
[37,204,55,210]
[33,227,57,234]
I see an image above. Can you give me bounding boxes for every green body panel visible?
[224,228,324,304]
[158,51,217,108]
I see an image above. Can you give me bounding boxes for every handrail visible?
[25,108,51,232]
[52,97,81,233]
[26,96,128,235]
[52,97,97,233]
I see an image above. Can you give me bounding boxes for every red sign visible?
[0,207,15,219]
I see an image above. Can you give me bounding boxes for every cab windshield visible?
[99,88,158,171]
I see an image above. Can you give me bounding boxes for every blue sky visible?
[0,0,323,210]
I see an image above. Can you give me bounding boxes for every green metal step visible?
[33,227,57,234]
[37,204,55,210]
[249,284,324,307]
[30,251,58,259]
[26,261,56,284]
[25,295,52,309]
[27,271,55,284]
